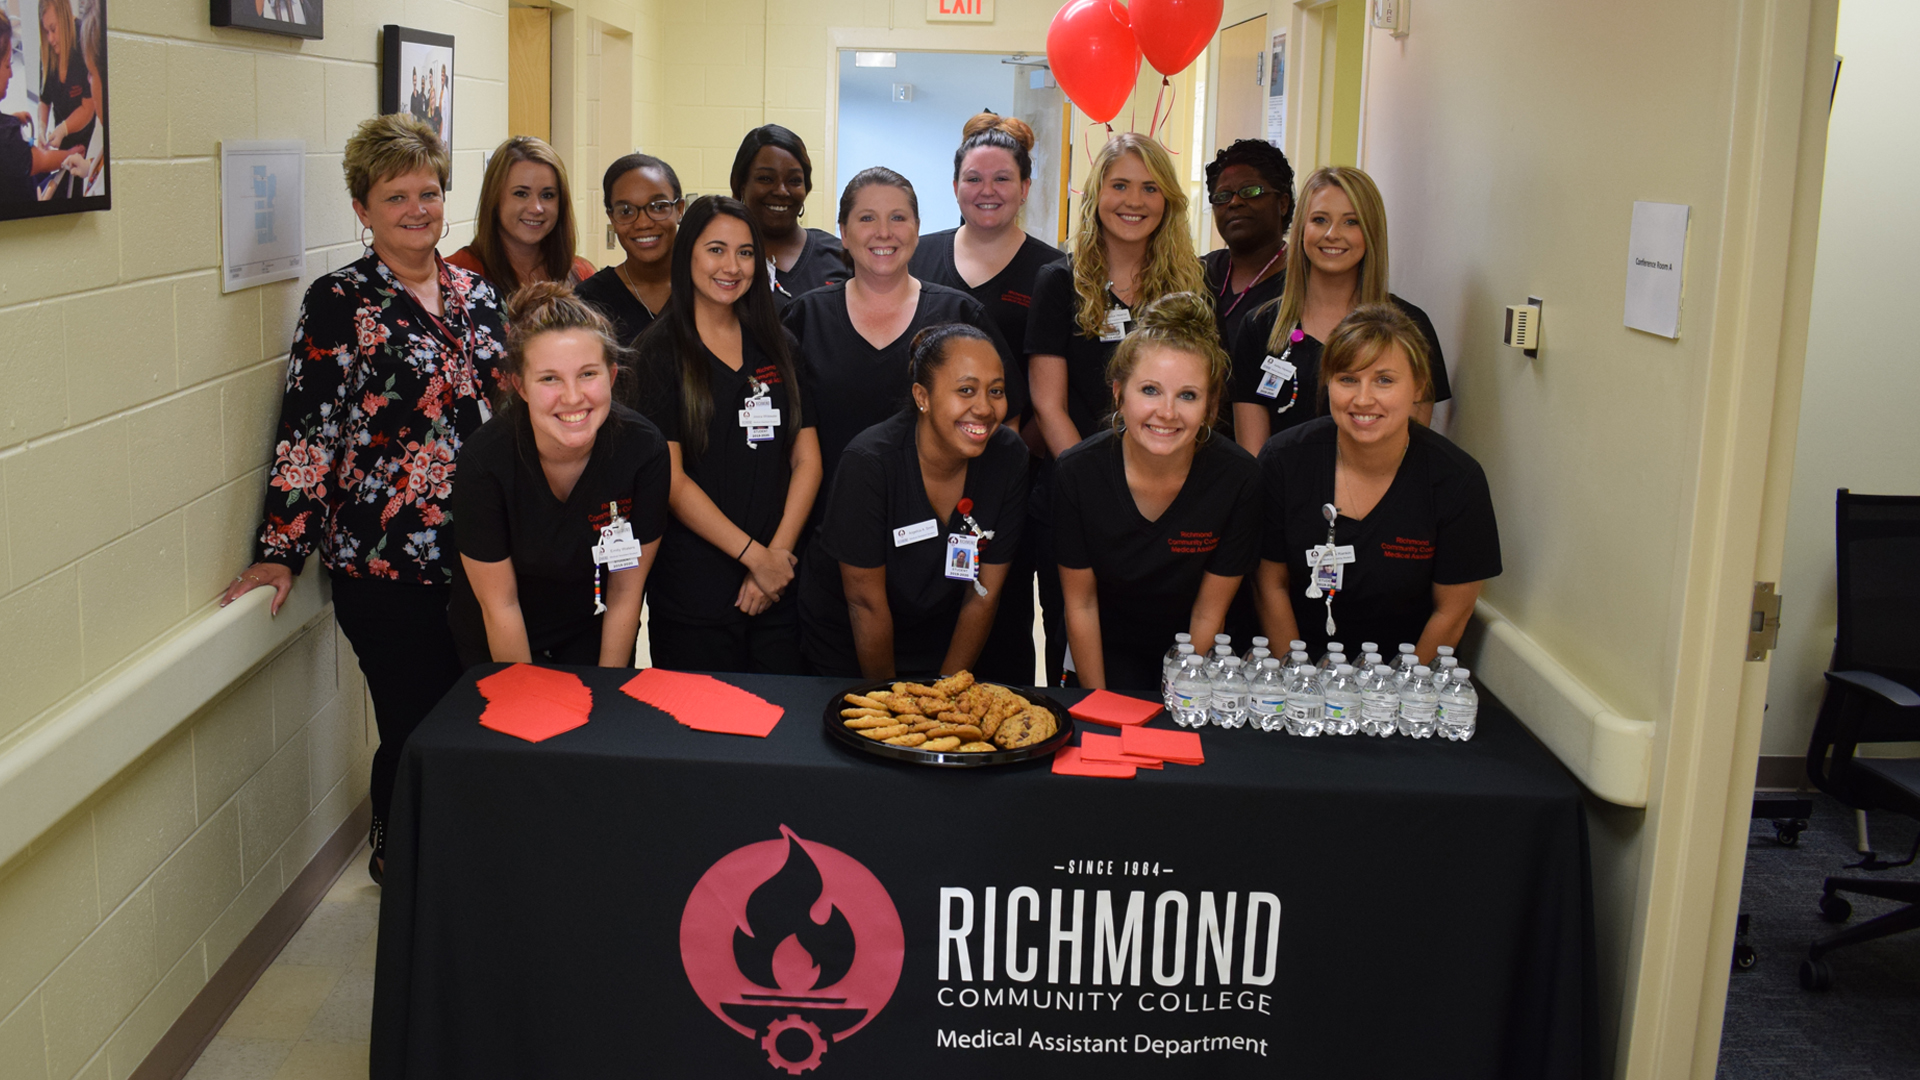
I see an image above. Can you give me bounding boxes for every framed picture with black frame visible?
[210,0,324,40]
[381,25,454,163]
[1,0,113,221]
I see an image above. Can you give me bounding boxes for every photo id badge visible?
[1099,305,1131,343]
[593,519,642,572]
[1256,355,1297,399]
[944,533,980,582]
[1307,543,1355,592]
[739,399,780,447]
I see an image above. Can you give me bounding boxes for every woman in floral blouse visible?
[221,113,508,884]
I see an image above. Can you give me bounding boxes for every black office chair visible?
[1799,488,1920,991]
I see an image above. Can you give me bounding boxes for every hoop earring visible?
[358,226,373,249]
[441,222,451,240]
[1196,422,1214,445]
[796,202,805,219]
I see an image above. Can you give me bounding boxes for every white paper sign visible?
[1623,201,1689,339]
[220,141,306,293]
[1266,33,1288,149]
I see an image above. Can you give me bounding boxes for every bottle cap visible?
[1215,645,1232,656]
[1375,664,1394,675]
[1290,640,1306,651]
[1176,643,1194,654]
[1175,632,1191,643]
[1399,643,1417,654]
[1292,651,1310,661]
[1453,668,1470,680]
[1223,657,1240,668]
[1263,658,1281,669]
[1329,652,1346,663]
[1413,665,1431,675]
[1361,642,1379,653]
[1327,641,1345,652]
[1252,636,1269,647]
[1437,645,1455,656]
[1214,634,1232,645]
[1336,664,1354,675]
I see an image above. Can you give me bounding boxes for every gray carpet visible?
[1717,793,1920,1079]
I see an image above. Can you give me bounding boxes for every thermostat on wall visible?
[1505,297,1542,358]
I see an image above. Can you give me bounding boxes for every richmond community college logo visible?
[680,826,904,1075]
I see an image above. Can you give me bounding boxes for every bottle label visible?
[1285,702,1319,723]
[1174,692,1195,709]
[1325,702,1347,721]
[1250,695,1285,715]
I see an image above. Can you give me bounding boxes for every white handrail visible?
[0,573,330,867]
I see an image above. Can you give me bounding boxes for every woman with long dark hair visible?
[630,197,823,672]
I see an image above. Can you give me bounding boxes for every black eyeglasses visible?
[1208,185,1275,206]
[611,198,683,223]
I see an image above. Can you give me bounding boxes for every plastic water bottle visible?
[1162,642,1195,709]
[1289,639,1307,655]
[1284,666,1326,736]
[1246,646,1272,668]
[1323,664,1360,736]
[1247,657,1287,732]
[1438,667,1479,741]
[1433,655,1460,693]
[1397,665,1439,738]
[1210,658,1249,729]
[1202,644,1234,685]
[1170,656,1209,728]
[1316,642,1347,674]
[1392,644,1420,685]
[1360,651,1384,674]
[1213,633,1233,659]
[1436,644,1455,664]
[1360,642,1380,660]
[1359,664,1399,737]
[1319,652,1349,689]
[1242,636,1270,665]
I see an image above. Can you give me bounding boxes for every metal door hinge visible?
[1747,582,1781,661]
[1256,52,1265,87]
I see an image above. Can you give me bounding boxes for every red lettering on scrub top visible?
[1001,289,1033,308]
[1167,531,1219,555]
[588,499,633,530]
[752,365,783,386]
[1381,536,1434,560]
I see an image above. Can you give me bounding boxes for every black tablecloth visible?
[372,668,1596,1079]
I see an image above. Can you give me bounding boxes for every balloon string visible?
[1069,120,1115,195]
[1148,76,1168,141]
[1156,77,1180,151]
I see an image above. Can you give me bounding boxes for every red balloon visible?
[1047,0,1141,125]
[1130,0,1223,76]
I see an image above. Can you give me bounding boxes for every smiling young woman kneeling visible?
[1052,292,1262,693]
[448,283,670,668]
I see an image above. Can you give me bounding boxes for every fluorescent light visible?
[854,51,897,68]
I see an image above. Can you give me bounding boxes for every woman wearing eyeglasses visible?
[577,153,684,347]
[1201,139,1294,357]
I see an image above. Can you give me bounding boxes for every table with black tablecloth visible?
[371,668,1596,1080]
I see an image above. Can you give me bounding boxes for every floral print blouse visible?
[252,253,508,585]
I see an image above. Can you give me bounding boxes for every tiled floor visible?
[184,847,379,1080]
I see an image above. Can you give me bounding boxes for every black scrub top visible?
[769,228,848,307]
[1202,248,1286,356]
[798,410,1029,677]
[0,118,32,203]
[447,403,670,662]
[1053,430,1262,693]
[575,266,658,349]
[911,228,1066,418]
[1258,416,1499,658]
[637,329,814,627]
[1024,258,1134,439]
[1231,294,1453,439]
[42,41,94,153]
[782,281,1021,489]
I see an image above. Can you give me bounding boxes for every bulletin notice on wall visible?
[221,141,306,293]
[1266,33,1287,148]
[1623,200,1688,338]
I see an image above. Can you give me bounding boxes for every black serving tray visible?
[822,679,1074,768]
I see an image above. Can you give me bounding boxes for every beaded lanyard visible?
[1267,326,1307,415]
[1302,502,1340,634]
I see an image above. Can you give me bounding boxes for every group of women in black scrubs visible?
[389,114,1499,699]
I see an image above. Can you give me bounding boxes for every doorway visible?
[835,50,1067,244]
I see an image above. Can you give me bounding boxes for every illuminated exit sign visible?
[927,0,993,22]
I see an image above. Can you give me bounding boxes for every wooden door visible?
[509,6,551,142]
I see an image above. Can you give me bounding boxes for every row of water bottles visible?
[1160,634,1479,740]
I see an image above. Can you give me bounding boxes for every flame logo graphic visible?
[734,833,856,992]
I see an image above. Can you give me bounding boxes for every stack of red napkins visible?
[477,665,594,743]
[1119,724,1206,765]
[620,668,784,737]
[1068,690,1164,728]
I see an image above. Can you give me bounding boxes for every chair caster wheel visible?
[1799,957,1832,991]
[1732,943,1756,971]
[1818,894,1852,923]
[1773,820,1805,847]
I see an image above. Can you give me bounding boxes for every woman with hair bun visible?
[730,124,847,304]
[1053,292,1262,693]
[1254,303,1497,661]
[632,196,822,674]
[448,136,597,296]
[911,112,1066,401]
[797,324,1028,679]
[447,282,669,669]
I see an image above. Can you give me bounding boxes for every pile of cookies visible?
[840,670,1059,753]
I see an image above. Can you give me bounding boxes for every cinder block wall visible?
[0,2,508,1077]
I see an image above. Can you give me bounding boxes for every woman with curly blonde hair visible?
[1051,292,1260,692]
[1023,132,1208,682]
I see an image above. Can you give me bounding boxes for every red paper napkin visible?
[1077,731,1165,769]
[1119,724,1205,765]
[1069,690,1164,727]
[477,665,593,743]
[620,668,784,737]
[1051,745,1136,779]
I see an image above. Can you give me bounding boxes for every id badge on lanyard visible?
[1255,327,1307,411]
[591,501,642,614]
[738,380,780,448]
[947,498,994,597]
[1098,301,1132,343]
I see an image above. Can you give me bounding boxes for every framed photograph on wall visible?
[1,0,112,221]
[210,0,324,40]
[381,26,454,161]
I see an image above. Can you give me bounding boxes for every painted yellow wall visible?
[1761,0,1920,759]
[0,1,509,1074]
[1357,0,1831,1074]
